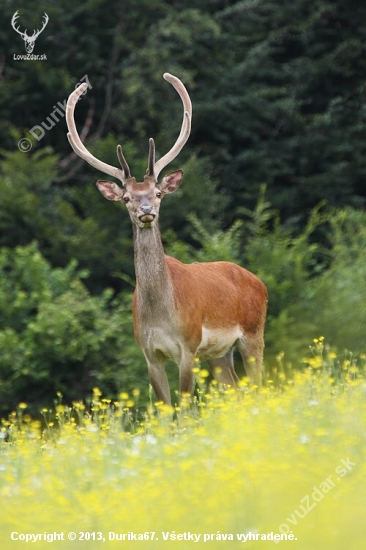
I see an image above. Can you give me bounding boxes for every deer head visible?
[66,74,192,228]
[11,11,49,54]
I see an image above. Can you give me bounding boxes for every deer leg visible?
[178,353,196,397]
[207,348,239,387]
[146,354,171,405]
[236,333,264,387]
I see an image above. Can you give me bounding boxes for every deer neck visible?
[133,223,173,310]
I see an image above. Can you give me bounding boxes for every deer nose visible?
[140,204,154,215]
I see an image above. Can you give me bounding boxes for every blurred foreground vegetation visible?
[1,356,366,549]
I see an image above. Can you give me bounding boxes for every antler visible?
[11,11,26,39]
[32,13,49,40]
[66,73,192,184]
[153,73,192,179]
[66,83,125,184]
[147,138,155,177]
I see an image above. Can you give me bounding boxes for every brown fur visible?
[165,256,267,338]
[132,255,268,350]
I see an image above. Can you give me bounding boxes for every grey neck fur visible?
[133,223,174,318]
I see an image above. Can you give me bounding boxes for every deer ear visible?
[96,181,124,201]
[158,170,183,194]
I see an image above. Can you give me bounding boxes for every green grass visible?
[1,344,366,549]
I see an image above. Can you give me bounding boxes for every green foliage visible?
[242,189,329,358]
[2,0,366,221]
[165,215,242,264]
[302,208,366,353]
[190,0,366,219]
[0,145,136,293]
[0,243,146,414]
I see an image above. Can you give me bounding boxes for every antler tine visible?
[117,145,131,179]
[11,11,17,24]
[66,83,125,184]
[11,11,25,37]
[37,13,49,34]
[153,73,192,179]
[32,13,49,38]
[147,138,155,177]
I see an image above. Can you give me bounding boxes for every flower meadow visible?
[1,343,366,549]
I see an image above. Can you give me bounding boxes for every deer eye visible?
[156,191,162,198]
[123,196,130,203]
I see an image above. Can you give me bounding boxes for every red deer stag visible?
[66,73,268,404]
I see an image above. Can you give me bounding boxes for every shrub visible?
[0,243,146,414]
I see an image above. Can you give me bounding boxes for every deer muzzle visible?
[139,204,155,224]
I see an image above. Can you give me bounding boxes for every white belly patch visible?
[196,326,242,359]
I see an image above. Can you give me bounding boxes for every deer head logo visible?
[11,11,49,54]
